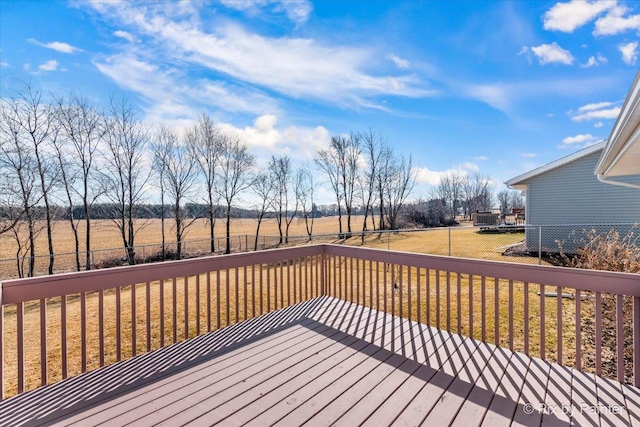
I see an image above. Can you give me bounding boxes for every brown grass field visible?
[5,216,596,399]
[0,215,543,279]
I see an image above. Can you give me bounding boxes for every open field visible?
[0,216,546,279]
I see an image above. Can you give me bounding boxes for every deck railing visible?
[0,245,325,400]
[1,244,639,400]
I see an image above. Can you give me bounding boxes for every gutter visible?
[596,173,640,190]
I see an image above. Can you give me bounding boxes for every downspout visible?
[596,174,640,190]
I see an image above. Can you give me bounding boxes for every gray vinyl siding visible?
[522,150,640,252]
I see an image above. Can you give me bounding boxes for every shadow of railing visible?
[0,296,331,426]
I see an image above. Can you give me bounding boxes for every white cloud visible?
[594,121,604,128]
[521,153,537,158]
[543,0,613,32]
[572,108,621,121]
[85,2,433,109]
[530,42,574,65]
[94,54,279,121]
[38,60,59,71]
[462,84,511,111]
[28,38,82,53]
[113,30,135,42]
[218,114,330,160]
[594,5,640,35]
[578,101,613,112]
[386,53,410,69]
[581,53,607,67]
[22,63,30,71]
[619,41,639,65]
[474,156,489,161]
[560,133,600,148]
[413,163,479,186]
[0,61,8,67]
[220,0,313,24]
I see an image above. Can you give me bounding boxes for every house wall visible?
[523,150,640,252]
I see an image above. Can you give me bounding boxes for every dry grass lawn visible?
[5,219,586,400]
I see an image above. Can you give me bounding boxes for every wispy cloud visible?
[560,133,600,148]
[94,53,280,122]
[618,41,638,65]
[386,54,410,69]
[113,30,135,42]
[530,42,574,65]
[220,0,313,25]
[521,153,537,158]
[570,101,620,121]
[85,2,433,110]
[28,38,82,53]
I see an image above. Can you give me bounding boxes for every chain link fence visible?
[1,223,637,279]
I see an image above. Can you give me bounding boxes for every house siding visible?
[522,150,640,252]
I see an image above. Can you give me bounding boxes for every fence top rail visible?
[323,244,640,296]
[0,245,323,305]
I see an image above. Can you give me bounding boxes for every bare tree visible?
[217,135,254,254]
[297,165,315,241]
[51,123,81,271]
[155,126,199,260]
[359,129,384,237]
[14,85,60,274]
[102,96,151,265]
[0,98,42,277]
[186,114,223,253]
[252,171,273,250]
[151,128,172,260]
[269,155,291,244]
[315,134,360,236]
[337,134,361,234]
[56,94,105,270]
[385,154,416,230]
[462,173,492,219]
[497,190,510,214]
[437,171,465,220]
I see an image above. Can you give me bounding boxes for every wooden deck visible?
[1,296,639,427]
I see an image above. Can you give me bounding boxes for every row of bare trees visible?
[0,85,258,277]
[0,86,421,278]
[315,129,416,236]
[433,171,494,220]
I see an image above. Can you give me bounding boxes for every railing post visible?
[321,250,326,295]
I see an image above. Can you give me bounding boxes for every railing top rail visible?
[0,245,323,305]
[323,244,640,296]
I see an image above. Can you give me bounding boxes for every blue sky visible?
[1,0,639,202]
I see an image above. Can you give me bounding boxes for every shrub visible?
[559,224,640,273]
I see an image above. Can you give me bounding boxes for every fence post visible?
[448,227,452,256]
[538,225,542,265]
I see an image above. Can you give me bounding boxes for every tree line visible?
[0,85,425,277]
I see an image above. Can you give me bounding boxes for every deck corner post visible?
[321,249,327,296]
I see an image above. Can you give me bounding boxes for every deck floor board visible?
[2,296,639,427]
